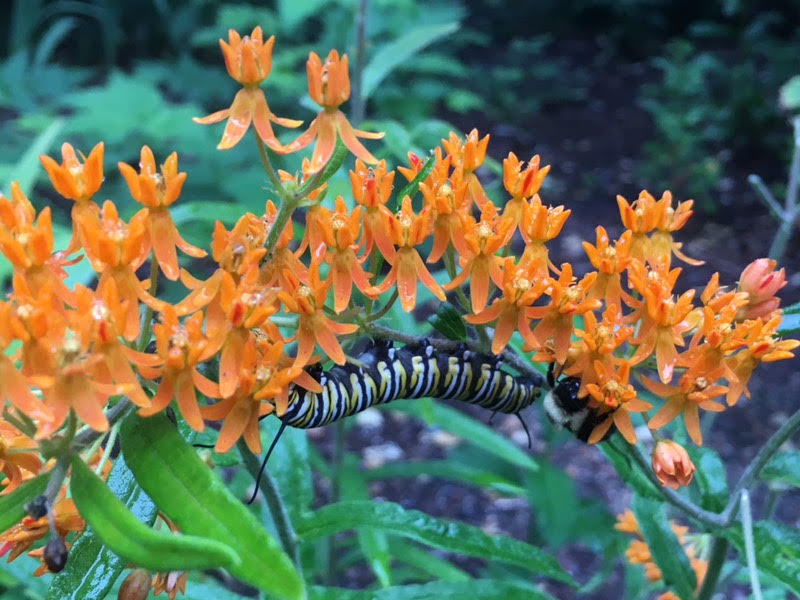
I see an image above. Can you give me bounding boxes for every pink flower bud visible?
[738,258,787,320]
[652,440,696,490]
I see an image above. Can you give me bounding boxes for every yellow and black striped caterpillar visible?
[280,340,545,430]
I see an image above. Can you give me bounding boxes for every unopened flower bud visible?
[738,258,786,320]
[25,496,48,519]
[118,568,151,600]
[652,440,696,490]
[43,537,68,572]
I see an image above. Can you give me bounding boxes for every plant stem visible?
[695,536,729,600]
[253,129,288,201]
[139,255,159,352]
[350,0,369,125]
[740,490,763,600]
[365,289,398,323]
[44,454,71,504]
[768,116,800,261]
[237,440,302,571]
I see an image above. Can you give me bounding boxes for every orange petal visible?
[218,89,255,150]
[193,108,231,125]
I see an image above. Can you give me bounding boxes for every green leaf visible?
[340,455,392,587]
[778,310,800,336]
[631,496,696,599]
[390,402,538,472]
[599,440,661,500]
[428,303,467,342]
[687,445,729,512]
[296,138,348,203]
[760,451,800,488]
[387,539,470,582]
[297,500,574,585]
[0,118,64,196]
[780,75,800,111]
[362,23,460,100]
[366,459,525,496]
[394,152,436,206]
[48,454,158,600]
[309,579,556,599]
[120,414,305,600]
[0,473,48,533]
[723,520,800,595]
[69,456,239,572]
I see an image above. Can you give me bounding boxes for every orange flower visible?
[77,201,164,341]
[0,183,76,306]
[465,257,548,354]
[582,226,634,309]
[0,421,41,495]
[284,50,384,171]
[652,440,696,490]
[0,301,53,422]
[201,337,300,454]
[39,142,104,252]
[70,283,152,409]
[278,264,358,367]
[0,496,83,564]
[643,371,728,444]
[441,129,490,208]
[152,570,188,600]
[584,360,651,444]
[350,159,396,262]
[628,258,698,383]
[397,151,425,182]
[419,152,470,263]
[372,196,445,312]
[444,202,511,313]
[648,191,702,266]
[193,28,302,150]
[118,146,206,280]
[736,258,787,320]
[319,196,377,313]
[502,152,551,229]
[616,190,661,261]
[518,195,571,276]
[526,263,601,364]
[137,308,221,432]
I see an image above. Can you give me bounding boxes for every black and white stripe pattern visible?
[280,341,545,429]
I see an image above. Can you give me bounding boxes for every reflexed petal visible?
[176,372,204,431]
[193,108,231,125]
[683,405,703,445]
[215,400,251,453]
[647,398,683,430]
[218,89,256,150]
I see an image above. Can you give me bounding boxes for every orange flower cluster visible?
[615,510,707,599]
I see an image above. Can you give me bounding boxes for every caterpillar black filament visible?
[280,340,545,429]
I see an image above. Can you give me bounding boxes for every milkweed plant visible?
[0,26,799,600]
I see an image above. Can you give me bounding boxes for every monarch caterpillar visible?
[247,340,605,502]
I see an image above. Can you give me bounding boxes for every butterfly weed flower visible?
[39,142,104,253]
[648,191,702,267]
[372,195,446,312]
[284,50,385,171]
[350,159,396,263]
[0,421,41,495]
[420,152,471,264]
[584,359,651,444]
[118,146,206,281]
[502,152,551,231]
[441,129,490,209]
[518,195,571,276]
[193,27,302,150]
[652,439,696,490]
[582,226,634,310]
[736,257,787,320]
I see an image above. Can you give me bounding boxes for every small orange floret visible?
[652,439,696,490]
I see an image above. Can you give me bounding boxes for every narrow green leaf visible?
[120,414,305,600]
[310,579,556,600]
[48,454,157,600]
[362,23,460,100]
[391,402,538,472]
[366,459,525,496]
[394,152,436,207]
[631,496,696,599]
[723,520,800,595]
[69,457,239,572]
[297,500,574,585]
[1,118,64,196]
[778,311,800,336]
[296,138,348,201]
[761,451,800,487]
[0,473,48,533]
[340,455,391,586]
[387,539,471,582]
[687,445,729,512]
[428,303,467,342]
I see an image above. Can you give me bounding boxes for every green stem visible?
[350,0,369,125]
[364,250,384,317]
[695,537,729,600]
[237,440,302,571]
[768,117,800,262]
[740,490,763,600]
[253,128,289,201]
[365,289,398,323]
[44,453,71,504]
[139,255,160,352]
[94,421,120,475]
